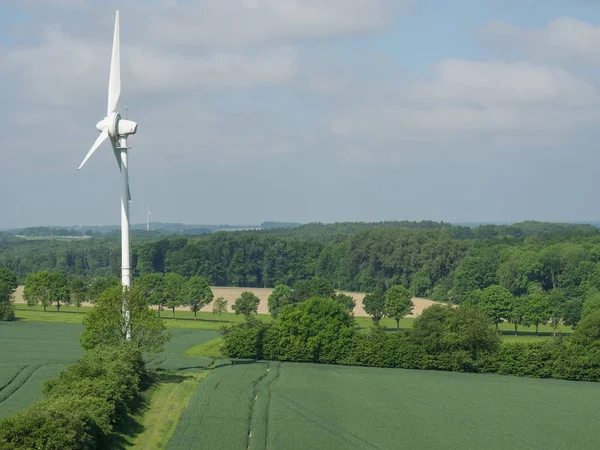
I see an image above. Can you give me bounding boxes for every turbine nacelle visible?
[95,113,138,139]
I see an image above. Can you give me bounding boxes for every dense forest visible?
[2,221,600,308]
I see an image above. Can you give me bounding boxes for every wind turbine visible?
[78,10,137,340]
[146,205,152,231]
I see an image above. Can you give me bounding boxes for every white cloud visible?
[327,59,599,150]
[135,0,401,48]
[485,17,600,65]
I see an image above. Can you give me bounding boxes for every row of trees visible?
[222,295,600,382]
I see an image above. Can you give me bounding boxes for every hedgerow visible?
[0,344,145,450]
[221,298,600,382]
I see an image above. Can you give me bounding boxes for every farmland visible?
[167,362,600,450]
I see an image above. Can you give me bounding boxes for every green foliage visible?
[48,271,70,311]
[184,276,213,320]
[88,276,121,303]
[80,286,171,353]
[570,311,600,348]
[220,317,269,359]
[477,284,513,328]
[267,284,294,318]
[163,272,186,319]
[582,293,600,320]
[524,292,551,334]
[262,297,356,364]
[333,292,355,312]
[362,286,386,325]
[384,285,414,331]
[0,268,17,294]
[69,277,88,312]
[0,283,15,321]
[134,272,165,316]
[232,291,261,317]
[23,270,52,311]
[212,297,228,320]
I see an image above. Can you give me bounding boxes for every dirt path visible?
[12,285,438,318]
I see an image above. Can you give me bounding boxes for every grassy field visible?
[167,361,600,450]
[0,321,219,418]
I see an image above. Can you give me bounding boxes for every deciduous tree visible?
[362,287,386,325]
[384,285,414,331]
[185,276,213,320]
[80,286,171,352]
[267,284,294,318]
[162,272,186,319]
[212,297,228,321]
[232,291,261,317]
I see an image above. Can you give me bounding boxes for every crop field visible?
[167,362,600,450]
[0,321,219,418]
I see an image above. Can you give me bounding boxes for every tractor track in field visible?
[0,364,42,404]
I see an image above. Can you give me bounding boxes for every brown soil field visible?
[12,285,438,318]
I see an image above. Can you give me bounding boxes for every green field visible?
[167,362,600,450]
[0,321,219,418]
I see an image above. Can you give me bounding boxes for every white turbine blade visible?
[107,10,121,114]
[110,138,132,201]
[78,128,109,170]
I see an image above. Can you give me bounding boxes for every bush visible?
[262,297,356,364]
[0,302,14,321]
[220,317,270,359]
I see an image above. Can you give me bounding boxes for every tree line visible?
[221,296,600,382]
[3,221,600,329]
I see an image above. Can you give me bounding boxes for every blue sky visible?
[2,0,600,227]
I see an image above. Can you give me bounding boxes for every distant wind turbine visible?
[147,206,152,231]
[77,11,137,340]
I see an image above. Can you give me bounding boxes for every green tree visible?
[0,282,15,321]
[89,276,121,303]
[134,273,165,317]
[162,272,186,319]
[562,298,583,328]
[232,291,261,317]
[363,287,386,325]
[524,292,551,334]
[48,271,70,312]
[184,276,213,320]
[267,284,294,318]
[68,277,88,313]
[479,285,513,329]
[570,310,600,348]
[582,293,600,321]
[333,292,355,312]
[212,297,228,321]
[23,271,52,312]
[80,285,171,352]
[412,304,501,358]
[506,296,525,336]
[384,285,414,331]
[0,267,18,294]
[548,289,566,337]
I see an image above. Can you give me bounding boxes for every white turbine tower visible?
[78,10,137,340]
[146,205,151,231]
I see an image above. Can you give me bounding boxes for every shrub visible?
[262,297,356,364]
[220,317,270,359]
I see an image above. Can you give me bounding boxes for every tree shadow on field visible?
[164,317,234,325]
[499,330,566,337]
